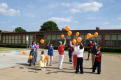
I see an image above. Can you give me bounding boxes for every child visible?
[75,43,84,74]
[47,41,54,66]
[38,51,47,69]
[68,45,74,63]
[92,46,102,74]
[70,41,79,69]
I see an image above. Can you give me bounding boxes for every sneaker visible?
[75,71,79,74]
[97,72,101,74]
[80,72,84,74]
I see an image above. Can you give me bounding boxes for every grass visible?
[85,51,121,55]
[103,52,121,55]
[0,47,26,51]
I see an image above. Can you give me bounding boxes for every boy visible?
[92,46,102,74]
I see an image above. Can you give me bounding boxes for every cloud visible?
[61,3,71,7]
[61,2,103,13]
[0,2,20,16]
[48,17,72,23]
[118,15,121,20]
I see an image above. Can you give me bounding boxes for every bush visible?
[101,47,121,53]
[0,44,27,48]
[85,47,121,53]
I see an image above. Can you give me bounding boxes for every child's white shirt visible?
[76,48,84,57]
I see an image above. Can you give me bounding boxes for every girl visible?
[70,41,80,69]
[47,42,54,66]
[38,51,47,68]
[75,43,84,74]
[68,45,74,63]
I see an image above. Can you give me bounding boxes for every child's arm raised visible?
[63,38,66,46]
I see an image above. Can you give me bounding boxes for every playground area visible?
[0,48,121,80]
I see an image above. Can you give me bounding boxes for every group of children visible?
[28,40,102,74]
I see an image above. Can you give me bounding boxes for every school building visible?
[0,28,121,47]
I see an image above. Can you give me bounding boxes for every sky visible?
[0,0,121,31]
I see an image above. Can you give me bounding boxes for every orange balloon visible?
[94,32,98,37]
[40,39,44,44]
[23,51,28,55]
[72,39,77,44]
[86,33,92,39]
[67,31,72,36]
[76,32,80,36]
[65,26,70,31]
[91,34,94,38]
[77,37,82,42]
[44,56,49,61]
[60,34,65,38]
[29,56,33,59]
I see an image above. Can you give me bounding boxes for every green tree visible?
[14,27,26,32]
[40,21,59,31]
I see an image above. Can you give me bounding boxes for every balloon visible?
[20,51,28,55]
[86,33,92,39]
[91,34,94,38]
[44,56,49,61]
[76,32,80,36]
[40,39,44,44]
[67,31,72,36]
[23,51,27,55]
[77,37,82,42]
[29,56,33,59]
[60,34,65,38]
[72,39,77,44]
[94,32,98,37]
[65,26,70,31]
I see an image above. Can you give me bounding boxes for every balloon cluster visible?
[60,26,84,44]
[86,32,99,39]
[60,26,99,44]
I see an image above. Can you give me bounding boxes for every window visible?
[57,35,61,40]
[66,35,71,39]
[47,35,51,40]
[105,35,110,40]
[118,35,121,40]
[52,35,56,40]
[111,35,117,40]
[96,35,101,40]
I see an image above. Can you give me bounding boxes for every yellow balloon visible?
[65,26,70,31]
[67,31,72,36]
[76,32,80,36]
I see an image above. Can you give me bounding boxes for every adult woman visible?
[58,38,66,69]
[28,41,37,66]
